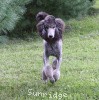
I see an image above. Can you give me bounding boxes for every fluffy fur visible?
[42,65,55,83]
[52,59,60,82]
[36,15,65,43]
[36,12,65,83]
[42,59,60,83]
[36,11,48,22]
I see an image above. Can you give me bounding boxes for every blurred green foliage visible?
[0,0,95,38]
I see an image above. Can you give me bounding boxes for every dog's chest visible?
[46,43,60,57]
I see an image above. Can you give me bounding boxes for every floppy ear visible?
[55,18,65,33]
[36,20,47,39]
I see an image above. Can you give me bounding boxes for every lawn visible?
[0,1,99,100]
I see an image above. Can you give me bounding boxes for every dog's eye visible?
[46,26,49,29]
[45,26,48,29]
[52,26,55,28]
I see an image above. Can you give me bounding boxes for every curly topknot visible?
[36,11,48,22]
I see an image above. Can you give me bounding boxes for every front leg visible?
[43,52,49,66]
[43,51,55,84]
[42,52,49,83]
[57,56,62,69]
[53,40,62,82]
[57,39,62,69]
[43,40,50,67]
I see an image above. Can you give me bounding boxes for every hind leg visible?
[52,57,62,83]
[52,58,61,82]
[52,58,58,70]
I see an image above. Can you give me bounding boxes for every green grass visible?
[0,2,99,100]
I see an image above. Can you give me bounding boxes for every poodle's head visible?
[36,12,65,42]
[44,15,56,39]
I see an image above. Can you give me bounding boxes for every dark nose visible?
[49,35,53,39]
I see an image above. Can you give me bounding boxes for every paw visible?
[53,69,60,82]
[49,77,55,84]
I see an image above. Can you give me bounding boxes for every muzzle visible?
[48,28,55,39]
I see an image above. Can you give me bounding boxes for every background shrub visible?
[0,0,95,38]
[0,0,32,35]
